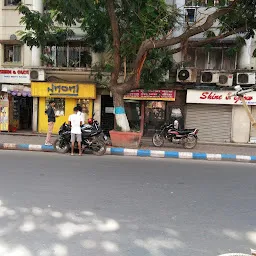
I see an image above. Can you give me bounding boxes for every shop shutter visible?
[185,104,232,143]
[250,106,256,139]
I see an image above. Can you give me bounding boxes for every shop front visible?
[31,82,96,134]
[124,89,179,135]
[0,68,32,132]
[186,89,256,143]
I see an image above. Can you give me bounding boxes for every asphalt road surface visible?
[0,151,255,256]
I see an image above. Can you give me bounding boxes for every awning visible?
[1,84,31,97]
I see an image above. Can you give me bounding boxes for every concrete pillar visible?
[94,95,102,124]
[172,0,185,64]
[32,97,39,132]
[31,0,43,132]
[231,105,251,143]
[238,38,252,69]
[91,52,102,67]
[31,0,43,67]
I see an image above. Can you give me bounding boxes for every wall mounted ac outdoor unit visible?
[236,72,256,85]
[200,71,219,84]
[176,68,197,83]
[30,69,46,82]
[217,73,233,87]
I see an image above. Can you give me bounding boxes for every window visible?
[45,98,65,116]
[4,45,21,63]
[44,42,92,68]
[185,8,196,23]
[4,0,21,6]
[185,0,233,6]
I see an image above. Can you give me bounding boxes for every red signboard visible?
[124,89,176,101]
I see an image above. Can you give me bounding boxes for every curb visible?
[106,148,256,162]
[0,143,256,163]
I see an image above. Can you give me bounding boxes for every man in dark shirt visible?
[45,100,56,145]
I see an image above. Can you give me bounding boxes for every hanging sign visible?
[124,90,176,101]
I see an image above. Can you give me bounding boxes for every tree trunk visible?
[111,89,130,132]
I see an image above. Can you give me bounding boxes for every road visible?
[0,151,255,256]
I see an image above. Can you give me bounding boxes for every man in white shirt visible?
[68,107,83,156]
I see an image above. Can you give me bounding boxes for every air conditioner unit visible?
[216,73,233,87]
[176,68,197,83]
[201,71,219,84]
[236,72,256,85]
[30,69,46,82]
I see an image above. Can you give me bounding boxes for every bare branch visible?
[170,26,246,54]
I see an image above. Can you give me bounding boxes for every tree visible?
[18,0,255,131]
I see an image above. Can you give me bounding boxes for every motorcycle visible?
[54,119,106,156]
[87,115,111,145]
[152,123,199,149]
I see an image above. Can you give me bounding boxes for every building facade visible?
[1,0,256,144]
[169,0,256,144]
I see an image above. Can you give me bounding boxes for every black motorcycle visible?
[152,123,199,149]
[54,121,106,156]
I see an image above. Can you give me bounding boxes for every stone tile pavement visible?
[1,132,256,156]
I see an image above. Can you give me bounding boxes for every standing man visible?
[45,100,56,145]
[69,107,83,156]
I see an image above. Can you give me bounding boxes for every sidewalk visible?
[0,132,256,156]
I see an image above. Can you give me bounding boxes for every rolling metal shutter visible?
[185,104,232,143]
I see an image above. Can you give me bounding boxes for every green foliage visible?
[141,48,173,89]
[17,5,74,48]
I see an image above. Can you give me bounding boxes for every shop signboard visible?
[0,68,30,84]
[0,94,9,131]
[124,89,176,101]
[31,82,96,99]
[187,89,256,105]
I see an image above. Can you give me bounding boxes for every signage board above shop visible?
[124,89,176,101]
[31,82,96,99]
[187,89,256,105]
[0,68,30,84]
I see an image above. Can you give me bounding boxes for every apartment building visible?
[0,0,103,134]
[164,0,256,144]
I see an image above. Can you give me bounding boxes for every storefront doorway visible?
[101,95,115,134]
[12,96,33,131]
[144,101,166,135]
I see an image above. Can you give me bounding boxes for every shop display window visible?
[77,99,90,123]
[45,98,65,116]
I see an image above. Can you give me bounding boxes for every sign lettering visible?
[47,84,79,96]
[0,68,30,84]
[124,89,176,101]
[187,90,256,105]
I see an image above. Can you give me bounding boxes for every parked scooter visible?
[152,122,199,149]
[54,117,106,155]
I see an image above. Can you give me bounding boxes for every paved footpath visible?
[0,133,256,156]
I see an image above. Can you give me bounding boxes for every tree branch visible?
[170,26,247,54]
[106,0,121,86]
[151,0,238,49]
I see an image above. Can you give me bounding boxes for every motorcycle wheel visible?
[91,139,106,156]
[152,133,165,147]
[54,139,70,154]
[184,135,197,149]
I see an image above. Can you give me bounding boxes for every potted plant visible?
[109,125,142,149]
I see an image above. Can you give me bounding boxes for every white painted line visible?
[236,155,251,161]
[179,152,193,159]
[3,143,16,149]
[150,150,165,158]
[106,148,111,155]
[206,154,222,161]
[29,145,43,151]
[124,148,138,156]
